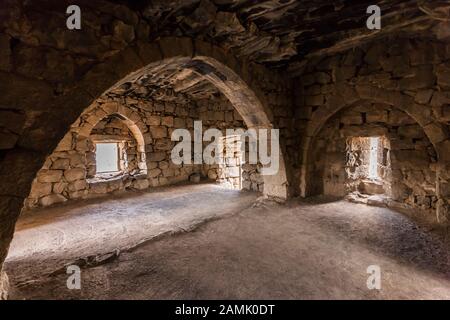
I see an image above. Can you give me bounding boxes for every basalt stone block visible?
[340,113,363,125]
[305,95,324,106]
[436,63,450,88]
[68,180,88,192]
[150,126,167,139]
[442,105,450,121]
[424,123,448,143]
[132,179,149,190]
[37,170,63,183]
[189,172,201,183]
[391,150,430,167]
[64,168,85,182]
[29,182,52,198]
[148,152,166,162]
[415,90,434,104]
[39,194,67,207]
[51,158,70,170]
[112,20,135,44]
[161,116,174,127]
[53,182,68,194]
[399,65,435,90]
[148,168,162,178]
[0,110,25,134]
[0,132,19,149]
[0,271,9,300]
[398,125,425,139]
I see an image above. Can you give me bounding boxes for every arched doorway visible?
[0,38,289,298]
[303,99,441,220]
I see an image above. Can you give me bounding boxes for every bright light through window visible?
[368,137,379,179]
[96,143,119,173]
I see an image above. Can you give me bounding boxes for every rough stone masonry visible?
[0,0,450,299]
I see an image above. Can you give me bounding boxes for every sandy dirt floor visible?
[5,183,450,299]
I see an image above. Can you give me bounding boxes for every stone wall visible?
[0,270,8,300]
[295,37,450,222]
[308,104,437,213]
[24,93,263,210]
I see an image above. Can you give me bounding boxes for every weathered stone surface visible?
[0,132,19,149]
[37,170,63,183]
[398,125,425,139]
[424,123,448,144]
[399,65,435,90]
[442,105,450,121]
[436,63,450,88]
[51,159,70,170]
[53,182,68,194]
[148,168,162,178]
[366,111,388,123]
[189,173,201,183]
[145,116,160,126]
[112,20,135,44]
[341,113,363,125]
[150,126,167,139]
[148,152,166,162]
[0,271,8,300]
[389,110,417,125]
[90,183,108,194]
[305,95,324,106]
[29,182,52,198]
[64,169,85,182]
[391,150,430,167]
[39,194,67,207]
[68,180,88,192]
[415,90,434,104]
[161,116,173,127]
[132,179,149,190]
[0,111,25,134]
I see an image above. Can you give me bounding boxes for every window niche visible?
[86,114,145,182]
[345,136,390,195]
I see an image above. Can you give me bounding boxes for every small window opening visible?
[96,142,119,173]
[368,137,379,179]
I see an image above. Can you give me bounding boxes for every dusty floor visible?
[5,184,450,300]
[6,183,257,283]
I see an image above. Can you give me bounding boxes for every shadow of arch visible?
[300,89,448,197]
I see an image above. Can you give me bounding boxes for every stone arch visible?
[0,38,290,292]
[306,105,437,207]
[76,38,288,199]
[73,102,148,161]
[15,36,288,208]
[300,85,449,197]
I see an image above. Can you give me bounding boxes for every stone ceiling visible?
[100,0,450,101]
[112,0,450,75]
[108,59,222,103]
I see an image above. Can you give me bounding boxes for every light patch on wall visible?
[368,137,379,179]
[96,143,119,173]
